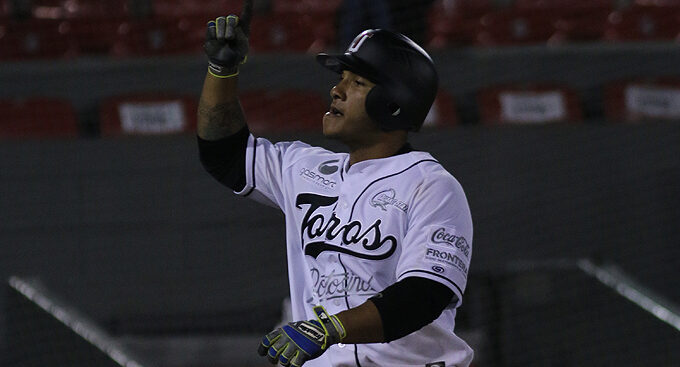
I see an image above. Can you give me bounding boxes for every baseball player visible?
[197,9,474,367]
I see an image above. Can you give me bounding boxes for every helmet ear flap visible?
[365,85,405,131]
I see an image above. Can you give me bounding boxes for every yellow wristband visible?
[208,68,239,79]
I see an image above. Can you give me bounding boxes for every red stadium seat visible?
[0,19,78,60]
[272,0,342,13]
[29,0,67,19]
[0,98,79,138]
[427,0,492,47]
[632,0,680,11]
[422,89,459,128]
[249,12,335,52]
[99,94,198,136]
[552,11,610,42]
[434,0,496,19]
[473,11,560,46]
[1,0,11,18]
[513,0,612,14]
[110,17,199,57]
[270,0,339,52]
[151,0,242,18]
[477,84,582,124]
[239,89,328,133]
[62,0,130,18]
[604,8,680,41]
[174,15,213,53]
[604,78,680,122]
[512,0,613,42]
[59,17,125,54]
[31,0,130,19]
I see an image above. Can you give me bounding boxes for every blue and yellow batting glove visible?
[257,306,346,366]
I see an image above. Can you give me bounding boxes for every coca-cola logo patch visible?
[430,227,470,258]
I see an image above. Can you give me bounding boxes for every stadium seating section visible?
[2,0,680,59]
[3,0,680,136]
[1,0,9,18]
[604,6,680,42]
[0,0,340,58]
[248,12,335,53]
[427,0,494,47]
[0,19,77,59]
[151,0,243,18]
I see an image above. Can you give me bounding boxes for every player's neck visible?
[347,134,409,166]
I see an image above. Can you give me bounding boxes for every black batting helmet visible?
[316,29,438,132]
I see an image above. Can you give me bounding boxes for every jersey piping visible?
[243,137,258,197]
[398,269,464,297]
[339,157,435,367]
[348,159,438,220]
[337,253,362,367]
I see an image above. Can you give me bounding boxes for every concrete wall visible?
[2,124,679,323]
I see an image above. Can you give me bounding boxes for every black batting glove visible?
[204,15,249,78]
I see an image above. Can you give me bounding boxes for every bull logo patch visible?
[370,189,408,212]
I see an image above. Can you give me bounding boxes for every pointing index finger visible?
[240,0,254,36]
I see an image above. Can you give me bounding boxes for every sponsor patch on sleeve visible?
[422,226,471,279]
[424,246,468,279]
[428,226,471,259]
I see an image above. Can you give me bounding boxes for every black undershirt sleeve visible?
[368,277,457,342]
[197,125,250,192]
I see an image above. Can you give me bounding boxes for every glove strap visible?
[312,305,346,348]
[208,62,239,79]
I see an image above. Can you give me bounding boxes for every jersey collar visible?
[343,144,433,177]
[395,142,414,155]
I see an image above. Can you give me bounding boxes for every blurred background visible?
[1,0,680,366]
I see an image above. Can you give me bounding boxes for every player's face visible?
[322,70,382,145]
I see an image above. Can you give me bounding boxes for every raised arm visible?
[197,70,245,140]
[197,12,251,191]
[198,10,251,141]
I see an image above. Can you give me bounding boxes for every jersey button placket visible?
[337,193,349,212]
[333,190,351,313]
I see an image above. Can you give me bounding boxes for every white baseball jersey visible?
[236,134,474,367]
